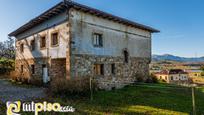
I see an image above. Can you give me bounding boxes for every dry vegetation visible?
[49,77,98,98]
[191,77,204,84]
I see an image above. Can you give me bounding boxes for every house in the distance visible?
[154,69,189,84]
[9,0,159,89]
[185,69,203,78]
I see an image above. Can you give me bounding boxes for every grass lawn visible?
[1,83,204,115]
[49,84,204,115]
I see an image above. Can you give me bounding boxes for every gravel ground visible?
[0,79,46,103]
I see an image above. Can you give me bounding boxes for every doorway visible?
[42,64,49,83]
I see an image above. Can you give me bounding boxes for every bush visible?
[10,72,43,87]
[145,77,153,83]
[201,72,204,76]
[9,71,20,81]
[0,58,14,75]
[49,77,97,98]
[29,76,44,86]
[150,74,159,83]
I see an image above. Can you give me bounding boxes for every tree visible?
[201,66,204,76]
[201,66,204,71]
[0,38,15,74]
[0,37,15,59]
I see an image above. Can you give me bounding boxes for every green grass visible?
[47,84,204,115]
[1,84,204,115]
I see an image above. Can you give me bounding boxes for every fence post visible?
[192,86,196,115]
[90,76,93,101]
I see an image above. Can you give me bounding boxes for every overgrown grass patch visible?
[1,83,204,115]
[45,84,204,115]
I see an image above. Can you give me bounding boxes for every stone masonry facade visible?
[10,1,158,90]
[15,58,66,80]
[71,54,150,90]
[15,54,150,90]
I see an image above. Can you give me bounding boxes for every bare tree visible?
[0,37,15,59]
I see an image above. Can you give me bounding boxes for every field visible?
[1,83,204,115]
[49,84,204,115]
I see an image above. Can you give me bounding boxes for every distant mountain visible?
[152,54,204,62]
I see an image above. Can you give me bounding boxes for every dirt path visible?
[0,79,46,103]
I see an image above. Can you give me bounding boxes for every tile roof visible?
[9,0,159,37]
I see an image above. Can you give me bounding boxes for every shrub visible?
[145,77,153,83]
[0,58,14,75]
[29,76,44,86]
[150,74,159,83]
[9,71,20,81]
[201,72,204,76]
[10,72,44,87]
[49,77,97,98]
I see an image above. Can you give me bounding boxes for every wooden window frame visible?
[20,43,24,53]
[93,33,103,47]
[94,64,104,76]
[40,35,46,49]
[30,39,35,51]
[51,31,59,47]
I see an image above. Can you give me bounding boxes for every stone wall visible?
[15,58,48,79]
[71,54,150,90]
[15,58,66,81]
[50,58,66,79]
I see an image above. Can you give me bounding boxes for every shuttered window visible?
[94,64,104,75]
[30,39,35,51]
[40,36,46,48]
[51,32,58,46]
[93,33,103,47]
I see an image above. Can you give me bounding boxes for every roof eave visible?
[8,2,66,37]
[9,0,160,37]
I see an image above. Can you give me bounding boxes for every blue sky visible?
[0,0,203,57]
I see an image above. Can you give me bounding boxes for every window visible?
[124,50,129,63]
[21,65,23,73]
[31,65,35,74]
[160,76,162,79]
[111,64,115,75]
[40,36,46,48]
[30,40,35,51]
[94,64,104,75]
[51,32,59,46]
[93,33,103,47]
[194,74,198,76]
[20,43,24,53]
[171,76,173,80]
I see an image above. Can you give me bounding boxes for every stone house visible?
[154,69,189,84]
[9,1,159,89]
